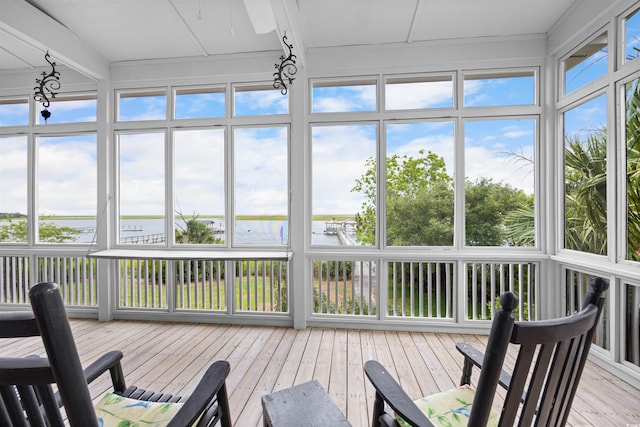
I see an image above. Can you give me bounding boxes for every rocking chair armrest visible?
[456,342,512,390]
[0,356,55,385]
[168,360,231,427]
[364,360,434,427]
[83,350,126,392]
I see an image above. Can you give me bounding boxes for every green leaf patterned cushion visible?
[94,392,184,427]
[396,385,499,427]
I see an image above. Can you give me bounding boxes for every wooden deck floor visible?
[4,319,640,426]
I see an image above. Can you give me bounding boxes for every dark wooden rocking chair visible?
[364,276,609,427]
[0,281,232,427]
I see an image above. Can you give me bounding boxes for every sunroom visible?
[1,0,640,423]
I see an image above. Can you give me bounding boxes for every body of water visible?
[6,218,344,246]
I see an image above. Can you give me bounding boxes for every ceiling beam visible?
[167,0,209,57]
[0,0,109,80]
[406,0,424,43]
[270,0,306,69]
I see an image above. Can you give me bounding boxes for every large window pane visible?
[465,119,536,247]
[386,121,455,246]
[312,80,376,113]
[0,98,29,126]
[563,32,608,95]
[174,129,225,245]
[312,124,377,246]
[626,79,640,261]
[37,134,97,243]
[563,95,607,255]
[233,127,288,246]
[234,85,288,116]
[464,70,535,107]
[0,136,28,243]
[118,132,165,245]
[385,75,453,110]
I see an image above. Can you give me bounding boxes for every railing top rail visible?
[87,249,291,260]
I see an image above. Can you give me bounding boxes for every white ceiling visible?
[1,0,579,77]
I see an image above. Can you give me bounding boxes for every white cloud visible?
[312,86,376,113]
[385,81,452,110]
[0,136,28,213]
[38,136,97,215]
[312,124,376,214]
[118,133,165,215]
[465,144,534,193]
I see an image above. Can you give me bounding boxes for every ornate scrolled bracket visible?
[273,34,297,95]
[33,51,61,123]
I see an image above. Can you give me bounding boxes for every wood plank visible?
[398,332,439,397]
[313,329,335,387]
[328,329,348,415]
[410,332,456,392]
[358,330,377,427]
[228,326,281,423]
[234,327,296,427]
[386,331,422,399]
[292,328,320,386]
[346,330,368,427]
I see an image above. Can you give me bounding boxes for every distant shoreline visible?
[3,214,354,221]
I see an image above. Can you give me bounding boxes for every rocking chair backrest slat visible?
[15,384,47,427]
[0,385,29,427]
[0,341,67,426]
[503,343,545,426]
[0,382,64,427]
[0,398,11,426]
[536,339,574,426]
[36,383,66,426]
[548,336,586,423]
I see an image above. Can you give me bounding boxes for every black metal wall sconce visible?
[273,33,297,95]
[33,51,61,123]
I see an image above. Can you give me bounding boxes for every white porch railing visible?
[0,254,97,306]
[0,255,545,321]
[2,252,639,382]
[115,257,288,313]
[465,262,538,321]
[565,268,609,350]
[623,281,640,366]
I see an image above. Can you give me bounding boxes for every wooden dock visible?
[324,219,357,235]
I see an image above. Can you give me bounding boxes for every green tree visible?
[175,212,223,244]
[387,180,454,246]
[465,178,531,246]
[626,78,640,261]
[0,218,79,243]
[352,150,453,246]
[564,129,607,255]
[504,195,535,247]
[351,151,531,247]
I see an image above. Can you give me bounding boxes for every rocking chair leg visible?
[460,358,473,386]
[372,392,386,427]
